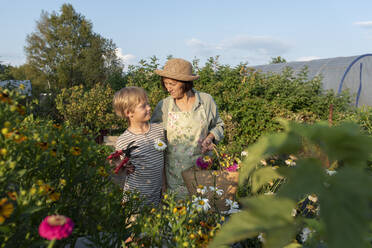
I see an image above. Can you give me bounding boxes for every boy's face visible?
[128,99,151,123]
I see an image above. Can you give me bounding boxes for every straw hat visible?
[155,58,199,81]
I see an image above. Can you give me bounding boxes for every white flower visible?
[241,151,248,157]
[192,197,211,211]
[196,185,208,195]
[300,227,312,243]
[308,194,318,203]
[154,139,167,151]
[260,159,267,166]
[326,169,337,176]
[209,186,223,196]
[257,233,265,243]
[291,208,297,217]
[225,199,239,209]
[285,159,296,166]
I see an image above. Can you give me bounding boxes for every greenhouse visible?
[253,54,372,107]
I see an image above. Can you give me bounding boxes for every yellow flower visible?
[49,192,61,202]
[212,171,218,176]
[19,84,25,90]
[1,128,9,135]
[150,208,156,213]
[0,148,7,156]
[182,242,189,247]
[98,167,108,177]
[0,198,14,224]
[4,121,11,128]
[9,162,16,169]
[30,187,37,195]
[189,233,196,239]
[70,147,81,156]
[97,225,103,231]
[36,180,44,186]
[60,179,66,186]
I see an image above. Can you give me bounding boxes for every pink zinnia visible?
[225,161,238,172]
[196,156,213,169]
[39,215,74,240]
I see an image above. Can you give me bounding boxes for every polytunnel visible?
[252,54,372,107]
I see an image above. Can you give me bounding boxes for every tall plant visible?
[210,120,372,248]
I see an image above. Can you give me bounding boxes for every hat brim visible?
[155,70,199,82]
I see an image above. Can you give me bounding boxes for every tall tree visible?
[25,4,122,91]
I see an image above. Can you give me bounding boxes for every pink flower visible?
[196,156,213,169]
[225,161,238,172]
[39,215,74,240]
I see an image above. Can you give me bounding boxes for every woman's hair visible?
[113,86,148,119]
[161,77,194,94]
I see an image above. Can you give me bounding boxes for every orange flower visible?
[7,192,17,201]
[0,198,14,224]
[70,147,81,156]
[0,92,12,104]
[38,142,48,151]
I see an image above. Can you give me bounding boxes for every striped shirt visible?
[115,123,165,206]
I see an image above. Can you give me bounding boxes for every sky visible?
[1,0,372,69]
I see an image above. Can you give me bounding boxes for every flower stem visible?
[47,239,56,248]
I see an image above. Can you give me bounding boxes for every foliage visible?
[0,63,14,81]
[270,56,287,64]
[24,4,122,92]
[123,56,353,155]
[128,193,223,248]
[0,87,137,247]
[55,82,121,133]
[210,120,372,248]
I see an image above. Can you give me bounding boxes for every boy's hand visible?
[125,164,135,174]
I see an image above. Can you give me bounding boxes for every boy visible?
[112,86,166,206]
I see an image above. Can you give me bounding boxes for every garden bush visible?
[210,120,372,248]
[55,82,122,135]
[123,56,354,154]
[0,87,137,247]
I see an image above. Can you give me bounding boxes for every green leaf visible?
[0,225,11,233]
[320,167,372,248]
[251,167,282,193]
[209,195,297,248]
[277,158,327,200]
[239,130,301,184]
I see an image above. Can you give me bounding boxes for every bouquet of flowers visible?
[106,141,138,174]
[196,146,241,172]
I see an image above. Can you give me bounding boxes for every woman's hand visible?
[201,135,215,154]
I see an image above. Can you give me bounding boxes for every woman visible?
[151,58,224,197]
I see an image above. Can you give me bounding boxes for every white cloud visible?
[115,48,137,65]
[295,56,322,62]
[354,21,372,28]
[186,35,292,65]
[186,38,219,57]
[222,35,291,55]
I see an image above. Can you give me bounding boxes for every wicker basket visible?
[181,167,239,211]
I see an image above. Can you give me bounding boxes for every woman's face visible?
[163,77,185,99]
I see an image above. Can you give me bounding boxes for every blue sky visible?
[1,0,372,68]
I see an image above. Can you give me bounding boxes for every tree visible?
[24,4,122,91]
[0,63,14,81]
[270,56,287,64]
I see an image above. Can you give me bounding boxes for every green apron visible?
[166,98,209,198]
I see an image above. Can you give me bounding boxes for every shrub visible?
[55,82,121,134]
[0,88,136,247]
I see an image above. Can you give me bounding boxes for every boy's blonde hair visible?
[113,86,148,119]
